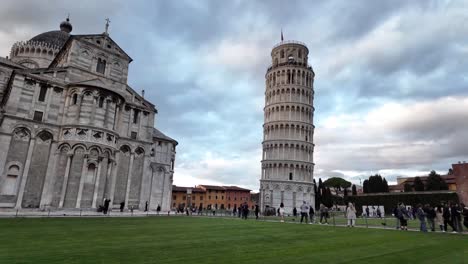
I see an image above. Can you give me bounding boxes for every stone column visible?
[39,141,58,208]
[124,152,135,209]
[59,152,73,208]
[103,99,110,128]
[90,96,97,124]
[75,154,88,208]
[91,157,103,208]
[127,108,133,136]
[76,94,83,122]
[44,86,52,122]
[103,159,113,199]
[15,138,36,209]
[113,105,120,131]
[109,155,120,206]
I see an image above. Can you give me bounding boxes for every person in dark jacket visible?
[443,203,455,232]
[397,203,409,230]
[451,203,463,233]
[462,203,468,229]
[416,204,427,232]
[254,204,259,220]
[309,207,315,223]
[103,198,110,215]
[393,205,400,230]
[425,204,436,232]
[242,202,249,220]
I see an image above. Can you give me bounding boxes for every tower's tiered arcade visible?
[260,40,315,213]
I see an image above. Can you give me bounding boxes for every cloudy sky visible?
[2,0,468,190]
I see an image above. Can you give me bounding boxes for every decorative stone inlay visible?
[61,127,117,148]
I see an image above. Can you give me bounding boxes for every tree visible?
[414,176,424,191]
[363,180,369,194]
[404,183,412,192]
[314,179,319,209]
[323,177,352,195]
[322,187,333,207]
[352,184,357,195]
[426,170,448,191]
[344,187,348,197]
[367,174,386,193]
[382,178,389,192]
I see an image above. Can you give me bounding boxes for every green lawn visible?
[0,216,466,264]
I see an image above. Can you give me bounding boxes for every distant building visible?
[171,184,255,211]
[388,162,468,204]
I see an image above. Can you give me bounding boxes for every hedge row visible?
[345,192,459,214]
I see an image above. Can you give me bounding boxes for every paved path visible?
[1,210,466,235]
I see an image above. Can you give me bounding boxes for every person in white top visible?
[279,202,285,222]
[300,201,310,224]
[346,202,357,227]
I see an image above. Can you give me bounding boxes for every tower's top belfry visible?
[259,37,316,213]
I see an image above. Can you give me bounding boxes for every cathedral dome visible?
[29,30,70,47]
[29,18,72,48]
[10,18,73,68]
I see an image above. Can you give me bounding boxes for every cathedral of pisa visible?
[0,18,177,211]
[260,40,315,213]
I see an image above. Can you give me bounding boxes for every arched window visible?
[2,165,20,195]
[72,94,78,105]
[298,49,302,58]
[98,97,104,108]
[38,85,48,102]
[280,50,285,58]
[96,58,106,74]
[133,109,139,124]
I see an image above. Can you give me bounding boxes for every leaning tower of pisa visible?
[260,39,315,213]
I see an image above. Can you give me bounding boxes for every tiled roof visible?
[153,128,177,145]
[172,185,205,193]
[198,185,226,191]
[223,186,251,192]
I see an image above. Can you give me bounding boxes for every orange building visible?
[197,185,228,210]
[171,186,205,211]
[171,184,256,211]
[223,186,253,210]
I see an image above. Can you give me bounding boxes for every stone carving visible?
[13,128,30,141]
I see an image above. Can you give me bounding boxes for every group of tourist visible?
[281,202,331,225]
[394,202,468,233]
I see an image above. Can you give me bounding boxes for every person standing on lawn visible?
[279,202,285,222]
[462,203,468,229]
[309,206,315,224]
[443,203,455,232]
[416,204,427,232]
[451,203,463,233]
[255,204,260,220]
[346,202,357,227]
[425,204,436,232]
[300,201,309,224]
[393,205,400,230]
[320,204,328,224]
[435,205,444,232]
[398,203,409,231]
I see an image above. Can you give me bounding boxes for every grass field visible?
[0,216,467,264]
